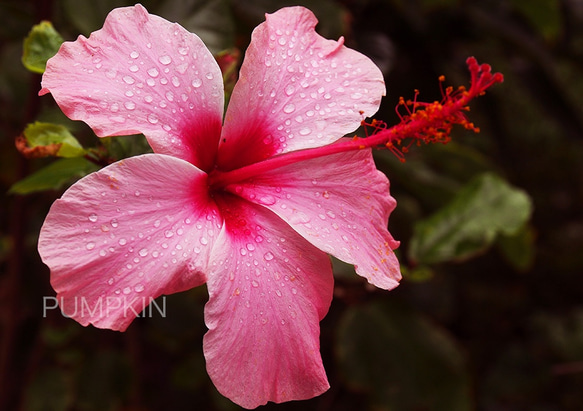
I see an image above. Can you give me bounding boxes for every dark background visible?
[2,0,583,409]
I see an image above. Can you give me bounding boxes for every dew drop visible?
[255,235,264,243]
[111,219,119,228]
[147,67,159,77]
[129,65,139,73]
[164,230,174,238]
[86,242,95,250]
[123,286,132,295]
[118,238,127,246]
[205,72,214,80]
[123,75,135,85]
[200,237,208,245]
[130,51,139,59]
[252,280,259,288]
[147,113,159,124]
[283,103,295,114]
[191,78,202,88]
[99,249,107,257]
[159,55,171,65]
[124,101,136,110]
[351,92,363,99]
[135,283,145,292]
[299,127,311,136]
[108,277,114,285]
[171,77,180,87]
[88,213,98,222]
[138,248,148,257]
[264,252,274,261]
[285,85,295,96]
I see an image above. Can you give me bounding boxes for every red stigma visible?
[362,57,504,161]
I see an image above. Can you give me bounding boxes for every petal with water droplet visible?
[217,6,385,170]
[40,4,223,172]
[38,154,221,331]
[230,149,401,290]
[204,196,332,409]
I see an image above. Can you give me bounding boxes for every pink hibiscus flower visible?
[38,4,400,408]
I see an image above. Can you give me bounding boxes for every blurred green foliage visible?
[2,0,583,410]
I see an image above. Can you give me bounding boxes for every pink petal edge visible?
[217,6,386,170]
[39,154,221,331]
[40,4,224,171]
[203,196,333,409]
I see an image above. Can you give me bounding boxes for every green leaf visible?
[496,223,536,272]
[9,157,99,195]
[23,122,86,158]
[409,173,533,265]
[337,301,472,410]
[22,21,63,73]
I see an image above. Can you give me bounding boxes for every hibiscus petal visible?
[38,154,221,331]
[203,195,332,408]
[226,149,401,289]
[40,4,224,171]
[217,6,385,170]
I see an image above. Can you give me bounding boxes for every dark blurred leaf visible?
[76,350,131,411]
[409,173,533,265]
[9,157,99,194]
[22,21,63,73]
[23,368,70,411]
[509,0,561,41]
[496,223,536,272]
[155,0,234,54]
[62,0,134,35]
[337,301,472,410]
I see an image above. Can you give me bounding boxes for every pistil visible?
[209,57,503,189]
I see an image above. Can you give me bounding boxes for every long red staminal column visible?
[209,57,503,189]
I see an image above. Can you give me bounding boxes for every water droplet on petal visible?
[159,55,171,65]
[164,230,174,238]
[264,252,274,261]
[88,213,98,222]
[135,284,145,292]
[124,101,136,110]
[123,286,132,295]
[191,78,202,88]
[283,104,295,114]
[205,72,214,80]
[138,248,148,257]
[147,68,159,78]
[118,238,127,246]
[111,219,119,228]
[130,51,139,59]
[123,75,135,85]
[86,242,95,250]
[147,114,159,124]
